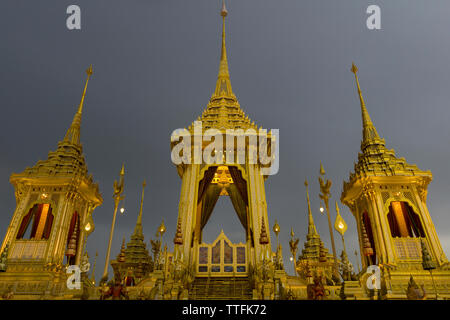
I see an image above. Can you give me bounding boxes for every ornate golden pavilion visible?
[0,65,102,298]
[0,2,449,300]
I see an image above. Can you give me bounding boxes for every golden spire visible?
[212,0,234,99]
[351,62,381,145]
[132,180,146,237]
[304,179,318,236]
[64,65,93,145]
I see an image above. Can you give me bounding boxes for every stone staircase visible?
[189,277,253,300]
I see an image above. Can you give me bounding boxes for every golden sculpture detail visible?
[341,62,450,299]
[0,66,102,298]
[101,164,125,283]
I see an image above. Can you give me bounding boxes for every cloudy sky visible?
[1,0,450,280]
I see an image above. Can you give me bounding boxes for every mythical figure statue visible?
[406,275,427,300]
[0,244,10,272]
[102,279,129,300]
[1,285,14,300]
[150,237,161,269]
[307,274,325,300]
[80,252,90,274]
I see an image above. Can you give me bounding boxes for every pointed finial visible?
[63,65,93,145]
[290,227,295,239]
[120,163,125,176]
[319,161,325,176]
[212,0,234,99]
[351,62,358,75]
[350,62,381,144]
[133,179,147,237]
[221,0,228,17]
[77,65,93,115]
[305,177,318,235]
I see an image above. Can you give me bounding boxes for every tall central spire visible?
[64,65,93,145]
[212,0,235,100]
[351,62,381,147]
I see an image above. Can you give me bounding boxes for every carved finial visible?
[259,217,269,245]
[221,0,228,17]
[350,62,381,145]
[173,218,183,245]
[118,237,126,262]
[63,65,93,145]
[351,62,358,74]
[319,161,326,176]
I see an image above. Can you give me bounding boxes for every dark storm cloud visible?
[1,0,449,280]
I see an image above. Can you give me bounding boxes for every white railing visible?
[9,240,47,260]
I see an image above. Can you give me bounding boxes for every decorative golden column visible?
[289,228,299,275]
[318,162,339,277]
[334,202,348,254]
[101,164,125,283]
[273,220,280,248]
[91,251,98,285]
[156,220,166,267]
[335,202,350,280]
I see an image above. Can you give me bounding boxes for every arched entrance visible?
[194,165,250,277]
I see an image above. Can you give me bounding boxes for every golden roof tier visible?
[10,65,102,205]
[188,1,257,133]
[342,63,432,199]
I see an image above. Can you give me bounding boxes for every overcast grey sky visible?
[1,0,450,280]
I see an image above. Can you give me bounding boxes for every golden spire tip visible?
[221,0,228,17]
[86,64,93,76]
[351,62,358,74]
[320,161,326,176]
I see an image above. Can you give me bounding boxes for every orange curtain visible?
[30,204,43,238]
[42,206,54,239]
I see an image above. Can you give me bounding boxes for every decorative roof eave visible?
[9,173,103,204]
[341,173,432,206]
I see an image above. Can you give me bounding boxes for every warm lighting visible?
[40,193,48,200]
[158,220,166,236]
[338,222,344,230]
[290,257,294,261]
[120,207,125,214]
[85,223,91,232]
[273,220,280,234]
[319,206,324,213]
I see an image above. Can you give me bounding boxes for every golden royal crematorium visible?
[0,2,449,300]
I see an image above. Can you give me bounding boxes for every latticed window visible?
[394,237,424,260]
